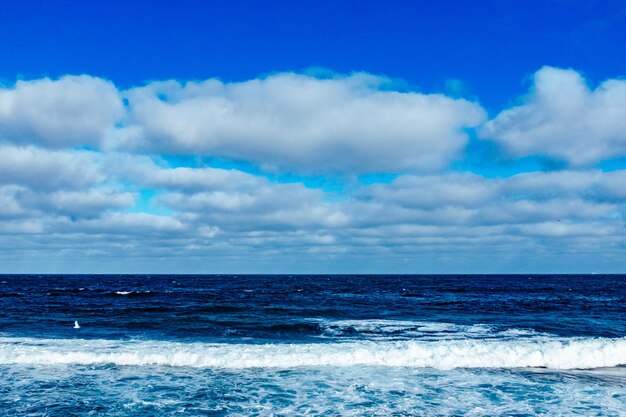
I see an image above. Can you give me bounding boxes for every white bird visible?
[73,321,81,329]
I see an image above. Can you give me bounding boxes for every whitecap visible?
[0,335,624,370]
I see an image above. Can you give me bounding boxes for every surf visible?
[1,335,624,370]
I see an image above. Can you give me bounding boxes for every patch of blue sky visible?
[452,135,567,178]
[90,177,171,216]
[156,154,205,169]
[127,189,172,216]
[597,158,626,172]
[453,153,568,178]
[73,145,100,152]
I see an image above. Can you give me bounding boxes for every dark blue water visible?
[0,275,625,415]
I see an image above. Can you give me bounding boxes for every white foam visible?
[113,290,152,295]
[316,319,528,340]
[1,336,624,370]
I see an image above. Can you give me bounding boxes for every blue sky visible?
[1,0,626,273]
[3,0,626,108]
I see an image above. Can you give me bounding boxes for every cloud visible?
[123,72,486,173]
[109,155,265,191]
[74,212,186,235]
[0,145,103,190]
[360,173,498,209]
[23,189,136,218]
[1,68,626,272]
[0,186,136,221]
[0,186,24,218]
[502,170,626,201]
[480,66,626,165]
[157,182,349,231]
[358,170,625,226]
[1,162,625,271]
[0,75,124,148]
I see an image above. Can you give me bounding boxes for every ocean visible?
[0,274,624,416]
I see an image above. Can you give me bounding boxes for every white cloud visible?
[361,173,498,209]
[515,221,617,238]
[0,186,135,220]
[1,161,625,271]
[1,68,626,272]
[111,157,265,191]
[28,189,136,218]
[0,219,46,235]
[480,66,626,165]
[123,72,486,173]
[75,212,186,234]
[0,75,124,148]
[0,145,103,190]
[158,184,350,230]
[0,186,24,218]
[357,170,625,227]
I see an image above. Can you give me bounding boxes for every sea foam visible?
[1,336,625,370]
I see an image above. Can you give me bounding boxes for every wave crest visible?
[1,336,625,370]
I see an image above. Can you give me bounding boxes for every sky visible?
[1,0,626,273]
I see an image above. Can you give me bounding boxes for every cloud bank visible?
[1,67,625,272]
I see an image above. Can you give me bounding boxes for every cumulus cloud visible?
[111,157,265,192]
[0,186,136,221]
[157,182,349,230]
[359,171,625,226]
[480,66,626,165]
[24,189,136,218]
[360,173,499,209]
[0,186,24,218]
[122,72,486,173]
[1,161,625,271]
[0,145,103,190]
[1,68,626,272]
[75,212,186,235]
[0,75,124,148]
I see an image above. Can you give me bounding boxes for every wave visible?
[0,336,624,370]
[314,319,540,340]
[319,319,490,334]
[108,291,154,297]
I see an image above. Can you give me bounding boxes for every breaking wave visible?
[314,319,539,340]
[1,336,624,370]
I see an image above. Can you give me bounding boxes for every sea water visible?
[0,274,624,416]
